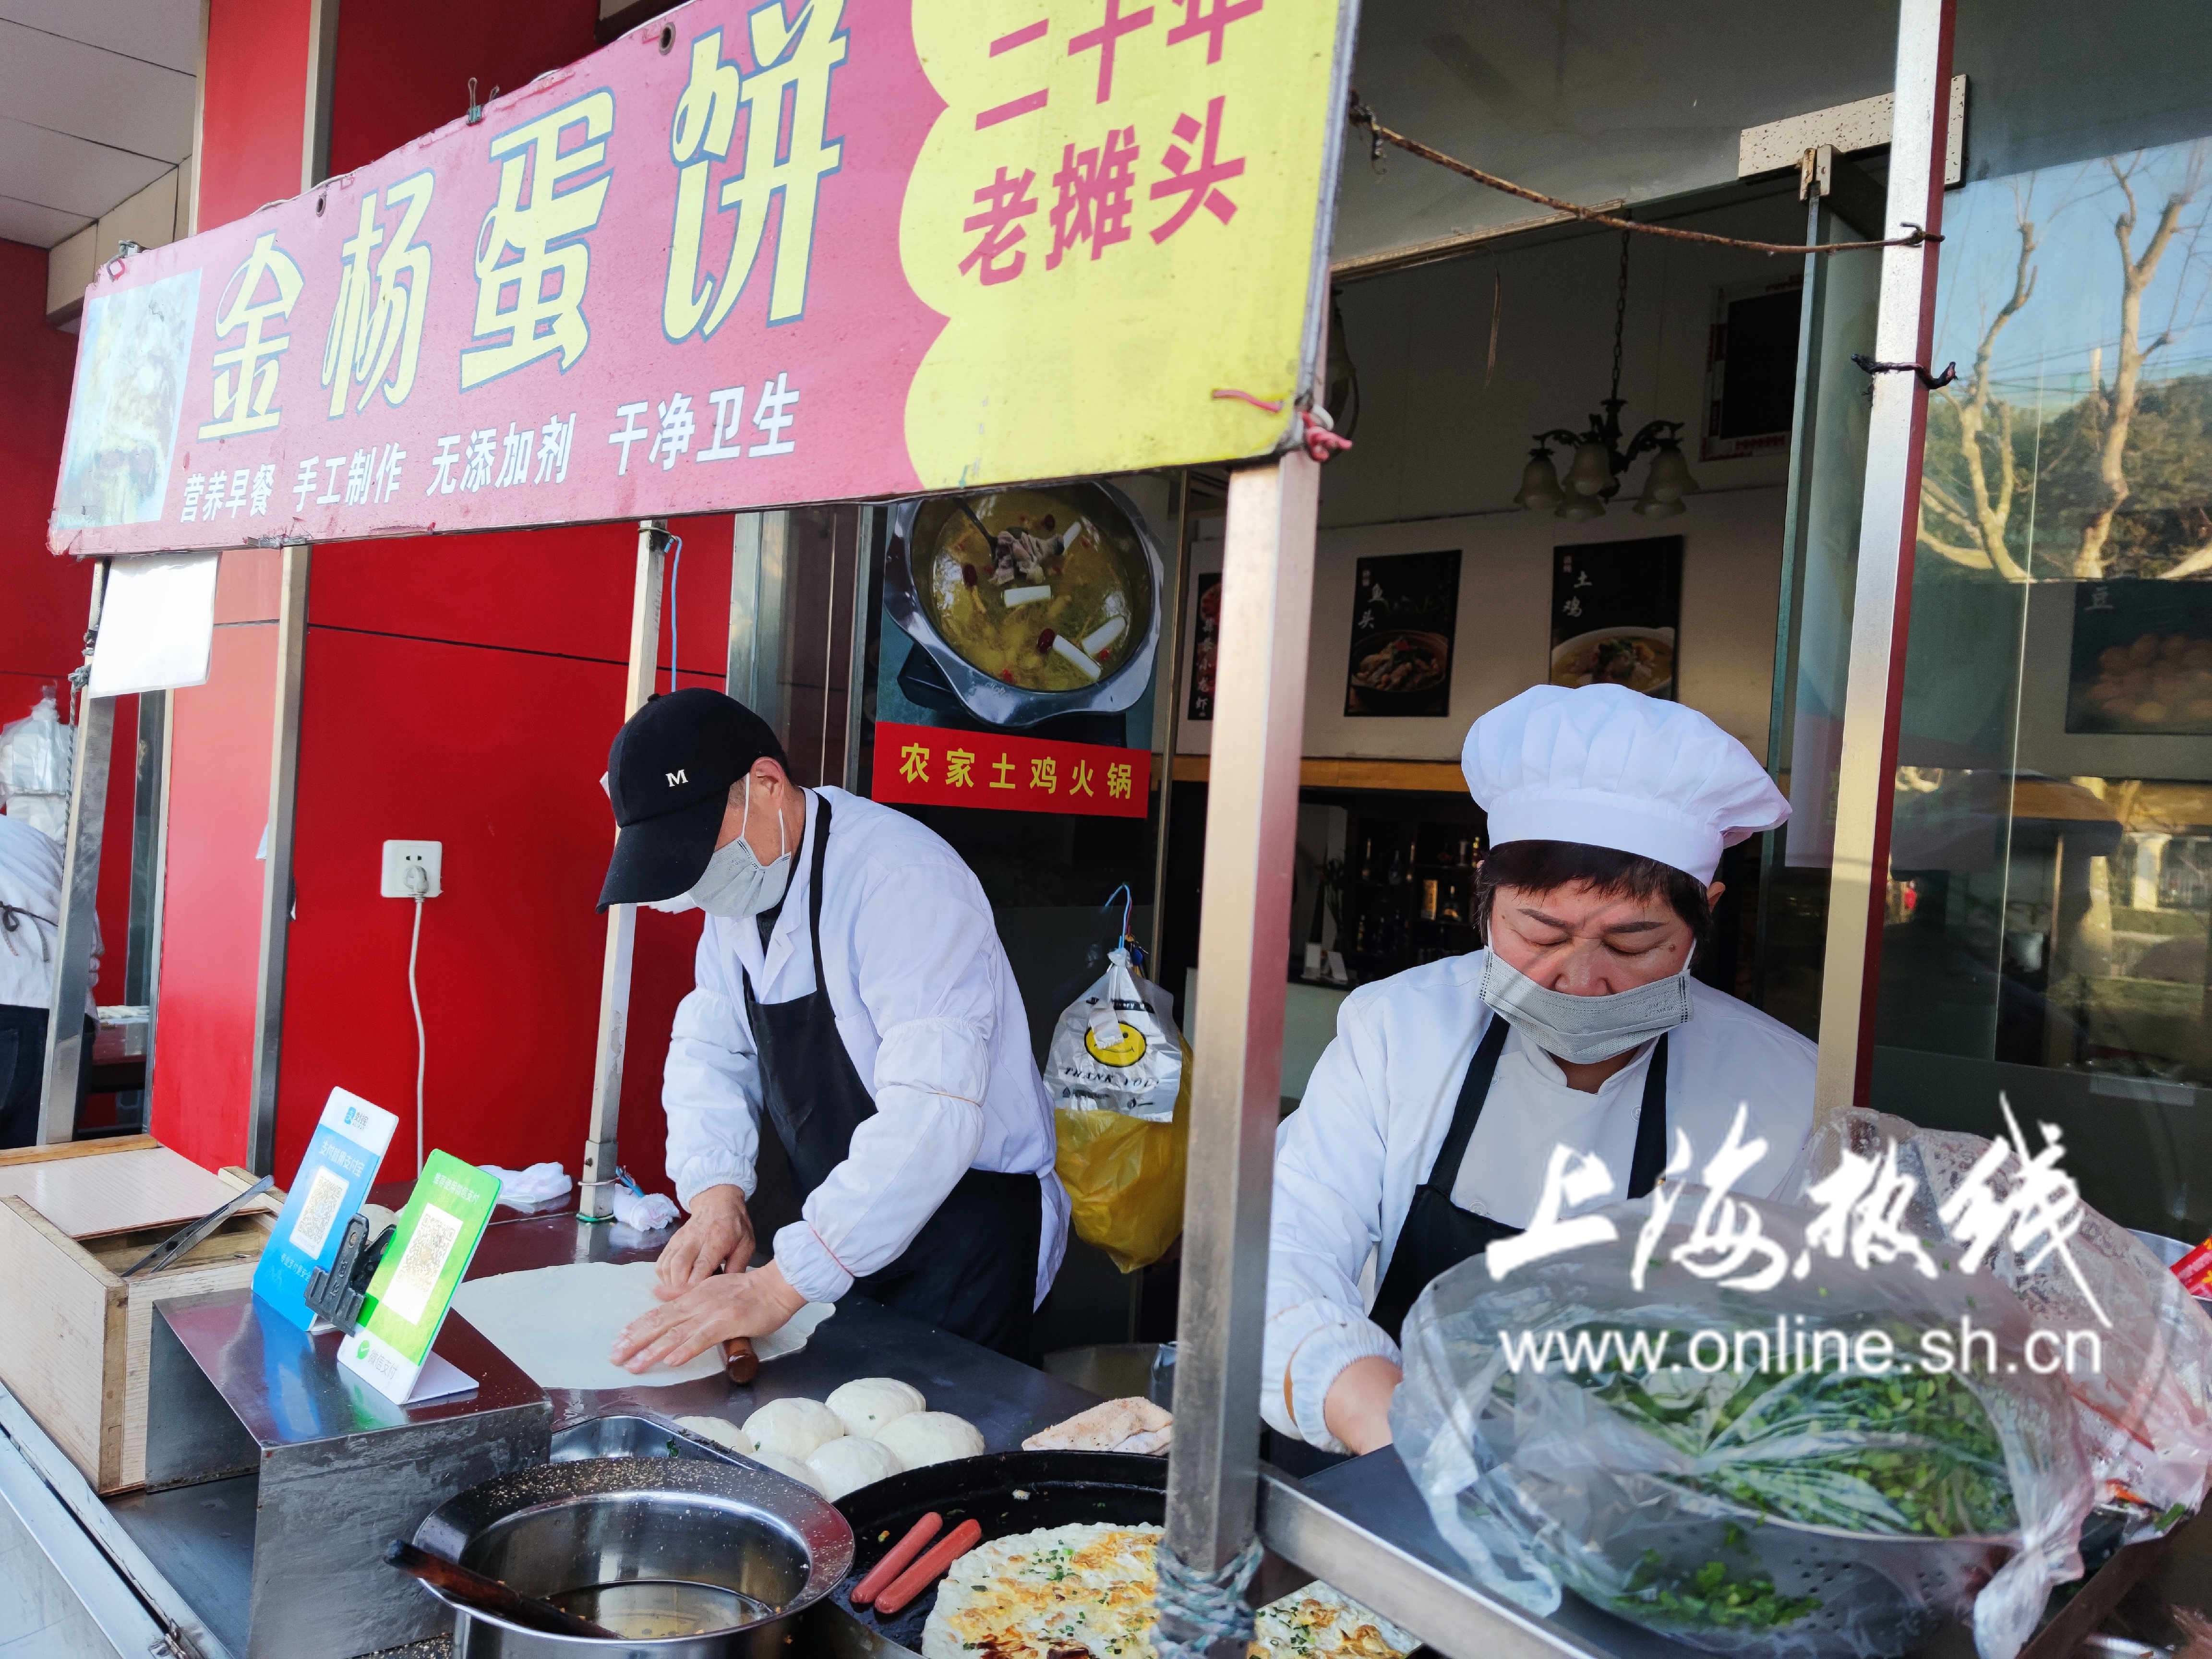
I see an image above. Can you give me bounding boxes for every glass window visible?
[1871,0,2212,1242]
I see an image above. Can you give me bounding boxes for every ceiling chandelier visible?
[1513,232,1700,521]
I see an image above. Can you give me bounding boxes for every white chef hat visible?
[1462,685,1788,884]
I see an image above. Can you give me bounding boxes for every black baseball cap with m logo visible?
[597,687,787,911]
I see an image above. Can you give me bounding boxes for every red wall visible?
[0,240,83,701]
[273,518,733,1184]
[149,552,282,1166]
[164,0,753,1190]
[145,0,313,1167]
[196,0,313,230]
[327,0,598,175]
[249,0,720,1191]
[0,238,135,1008]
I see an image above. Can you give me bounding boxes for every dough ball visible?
[746,1447,825,1492]
[743,1397,845,1461]
[805,1435,904,1501]
[875,1411,985,1471]
[674,1415,752,1456]
[827,1376,926,1438]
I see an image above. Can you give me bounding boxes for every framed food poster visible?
[1550,538,1683,700]
[1187,573,1223,722]
[2067,579,2212,735]
[1345,550,1461,718]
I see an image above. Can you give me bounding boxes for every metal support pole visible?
[727,510,791,740]
[1147,470,1193,975]
[841,505,877,793]
[246,542,311,1175]
[1164,451,1320,1605]
[301,0,340,192]
[1812,0,1955,1129]
[580,522,668,1221]
[37,564,113,1143]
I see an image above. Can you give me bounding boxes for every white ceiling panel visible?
[0,21,195,164]
[0,117,169,219]
[0,193,91,248]
[0,0,198,75]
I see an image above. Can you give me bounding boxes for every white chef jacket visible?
[0,815,96,1015]
[662,787,1070,1307]
[1263,948,1815,1451]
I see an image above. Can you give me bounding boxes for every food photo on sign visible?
[1550,535,1683,700]
[870,480,1166,820]
[1344,549,1460,718]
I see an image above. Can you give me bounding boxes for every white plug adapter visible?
[380,841,444,898]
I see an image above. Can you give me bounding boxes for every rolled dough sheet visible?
[451,1261,835,1391]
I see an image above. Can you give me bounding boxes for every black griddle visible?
[827,1450,1167,1652]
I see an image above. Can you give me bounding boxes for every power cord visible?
[404,861,428,1173]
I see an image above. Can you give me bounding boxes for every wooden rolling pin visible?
[722,1337,759,1383]
[385,1540,616,1638]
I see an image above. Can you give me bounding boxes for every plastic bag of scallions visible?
[1391,1190,2095,1659]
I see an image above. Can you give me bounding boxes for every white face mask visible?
[686,777,794,918]
[1479,944,1695,1064]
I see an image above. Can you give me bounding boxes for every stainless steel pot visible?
[884,482,1166,729]
[411,1455,853,1659]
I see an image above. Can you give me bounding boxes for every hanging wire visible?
[1610,230,1630,405]
[1102,882,1141,966]
[1345,97,1941,258]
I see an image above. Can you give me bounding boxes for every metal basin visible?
[412,1454,854,1659]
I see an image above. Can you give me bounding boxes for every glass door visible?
[1868,0,2212,1240]
[1759,166,1887,1035]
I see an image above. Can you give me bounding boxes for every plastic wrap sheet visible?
[1392,1191,2093,1659]
[1783,1109,2212,1540]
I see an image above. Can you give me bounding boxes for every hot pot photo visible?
[884,483,1166,731]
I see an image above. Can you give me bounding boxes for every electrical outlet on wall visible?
[381,840,444,898]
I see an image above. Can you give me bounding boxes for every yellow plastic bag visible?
[1053,1044,1190,1273]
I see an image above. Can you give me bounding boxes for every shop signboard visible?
[49,0,1356,558]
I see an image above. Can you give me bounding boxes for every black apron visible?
[738,796,1041,1357]
[1368,1015,1670,1339]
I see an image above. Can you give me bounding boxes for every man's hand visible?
[655,1184,754,1299]
[612,1260,806,1373]
[1322,1355,1403,1455]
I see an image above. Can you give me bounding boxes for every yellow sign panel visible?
[902,0,1349,488]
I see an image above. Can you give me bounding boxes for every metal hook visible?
[1850,352,1958,391]
[1346,91,1385,174]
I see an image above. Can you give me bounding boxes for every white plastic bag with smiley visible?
[1046,947,1182,1123]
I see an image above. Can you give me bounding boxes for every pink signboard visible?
[50,0,1355,557]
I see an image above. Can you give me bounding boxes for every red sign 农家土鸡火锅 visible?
[868,722,1149,818]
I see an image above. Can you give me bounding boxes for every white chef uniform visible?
[662,786,1070,1308]
[1261,685,1815,1452]
[0,814,96,1014]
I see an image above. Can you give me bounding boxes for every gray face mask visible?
[1479,945,1695,1064]
[686,778,793,918]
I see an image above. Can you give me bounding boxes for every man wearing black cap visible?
[599,688,1068,1365]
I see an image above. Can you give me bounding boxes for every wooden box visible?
[0,1136,280,1493]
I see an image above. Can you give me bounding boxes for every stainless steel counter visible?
[0,1203,2055,1659]
[53,1206,1101,1659]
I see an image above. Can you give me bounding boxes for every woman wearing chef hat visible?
[1262,684,1816,1455]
